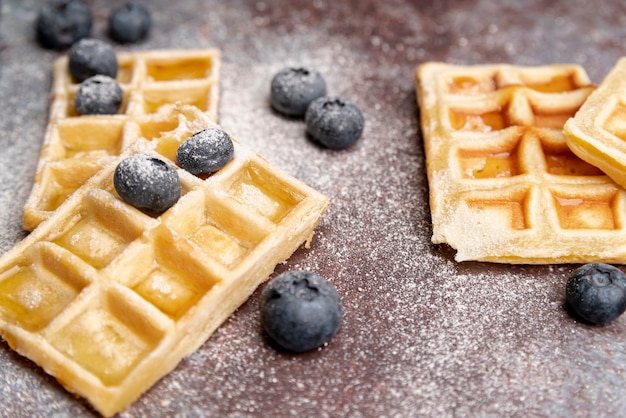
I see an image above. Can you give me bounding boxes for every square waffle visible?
[564,57,626,189]
[415,62,626,263]
[23,48,221,231]
[0,104,329,416]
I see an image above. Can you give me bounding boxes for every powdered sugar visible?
[1,0,626,417]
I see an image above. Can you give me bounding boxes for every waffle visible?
[415,62,626,263]
[564,57,626,189]
[23,48,221,231]
[0,104,330,416]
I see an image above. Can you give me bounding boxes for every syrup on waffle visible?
[415,62,626,263]
[0,104,329,416]
[23,49,221,231]
[564,57,626,190]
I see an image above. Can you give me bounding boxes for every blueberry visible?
[68,38,118,83]
[36,0,92,50]
[108,2,152,44]
[270,67,327,117]
[260,271,342,353]
[176,128,234,176]
[305,96,364,150]
[566,263,626,325]
[114,154,181,215]
[74,75,124,115]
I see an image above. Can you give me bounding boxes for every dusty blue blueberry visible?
[108,2,152,44]
[260,270,342,353]
[68,38,118,82]
[270,67,327,117]
[114,154,181,215]
[74,75,123,115]
[176,128,234,176]
[566,263,626,325]
[36,0,92,50]
[305,96,364,150]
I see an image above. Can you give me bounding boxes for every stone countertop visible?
[1,0,625,416]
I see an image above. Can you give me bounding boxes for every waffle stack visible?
[0,104,329,416]
[415,62,626,263]
[23,49,221,231]
[564,57,626,190]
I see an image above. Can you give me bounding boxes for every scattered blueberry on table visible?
[108,2,152,44]
[566,263,626,325]
[176,128,235,176]
[260,270,343,353]
[270,67,327,117]
[36,0,92,50]
[113,154,181,216]
[305,96,365,150]
[68,38,118,83]
[74,75,123,115]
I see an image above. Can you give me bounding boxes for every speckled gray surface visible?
[1,0,626,417]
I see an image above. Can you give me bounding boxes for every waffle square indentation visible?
[141,83,214,114]
[37,160,107,212]
[56,118,126,158]
[458,138,522,179]
[225,161,305,223]
[540,136,604,176]
[145,56,216,81]
[531,101,580,129]
[465,189,530,230]
[48,288,164,386]
[447,74,498,95]
[520,72,580,93]
[52,193,146,269]
[137,116,182,141]
[131,228,221,319]
[552,191,618,230]
[0,245,89,332]
[449,106,509,132]
[161,190,265,269]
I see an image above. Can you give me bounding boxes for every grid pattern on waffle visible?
[416,62,626,263]
[565,57,626,190]
[0,105,329,417]
[23,49,221,231]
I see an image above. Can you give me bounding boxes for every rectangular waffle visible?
[23,48,221,231]
[564,57,626,189]
[415,62,626,263]
[0,104,329,416]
